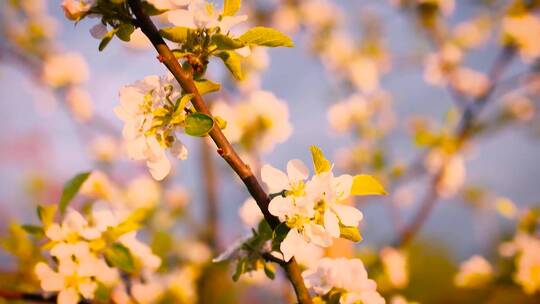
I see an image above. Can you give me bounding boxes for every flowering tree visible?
[1,0,540,304]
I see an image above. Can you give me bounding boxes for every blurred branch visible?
[200,138,219,251]
[0,289,56,303]
[395,46,516,247]
[127,1,312,302]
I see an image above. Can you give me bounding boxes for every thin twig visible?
[126,1,312,302]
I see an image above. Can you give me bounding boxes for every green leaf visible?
[310,146,331,174]
[350,174,387,196]
[232,258,247,281]
[194,79,221,95]
[109,208,149,239]
[159,27,190,43]
[59,172,91,214]
[271,222,290,251]
[104,243,135,273]
[211,34,245,50]
[339,225,362,242]
[238,27,294,47]
[216,50,244,80]
[141,1,168,15]
[116,23,135,42]
[37,205,57,228]
[20,225,44,236]
[99,29,117,51]
[223,0,242,16]
[263,262,276,280]
[185,113,215,137]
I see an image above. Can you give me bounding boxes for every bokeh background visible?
[1,1,540,300]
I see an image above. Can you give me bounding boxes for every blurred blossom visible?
[272,5,300,33]
[454,255,493,288]
[126,175,161,209]
[494,197,518,219]
[65,86,94,123]
[453,17,491,49]
[349,57,380,94]
[212,91,292,153]
[88,135,120,162]
[425,149,465,198]
[239,198,264,228]
[500,233,540,294]
[380,247,409,289]
[165,185,190,209]
[504,95,536,122]
[423,43,462,86]
[450,67,489,98]
[393,184,417,208]
[328,94,371,134]
[503,13,540,62]
[177,241,212,264]
[80,170,122,203]
[131,279,165,304]
[42,52,89,88]
[61,0,95,21]
[299,0,342,30]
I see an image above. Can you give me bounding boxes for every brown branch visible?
[126,1,312,302]
[0,289,56,302]
[395,46,516,247]
[200,138,219,251]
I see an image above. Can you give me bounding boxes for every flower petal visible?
[287,159,309,183]
[332,204,363,227]
[261,164,289,192]
[268,196,293,220]
[58,288,80,304]
[324,210,340,238]
[280,228,307,262]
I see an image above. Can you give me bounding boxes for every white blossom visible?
[61,0,95,21]
[167,0,247,32]
[302,258,384,304]
[212,91,292,153]
[42,53,89,88]
[454,255,494,288]
[114,74,189,180]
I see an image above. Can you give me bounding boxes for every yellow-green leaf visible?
[216,50,244,80]
[159,26,190,43]
[185,112,215,137]
[104,243,135,273]
[37,205,57,228]
[310,146,331,174]
[211,33,245,50]
[238,27,294,47]
[194,79,221,95]
[59,172,91,214]
[223,0,242,16]
[116,23,135,42]
[99,29,117,51]
[339,225,362,242]
[350,174,387,196]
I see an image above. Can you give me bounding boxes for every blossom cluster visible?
[35,203,160,304]
[302,257,384,304]
[115,74,190,180]
[261,146,385,261]
[212,90,293,153]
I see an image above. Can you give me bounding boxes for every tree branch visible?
[126,1,312,302]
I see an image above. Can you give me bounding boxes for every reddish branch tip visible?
[156,55,165,62]
[217,148,224,156]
